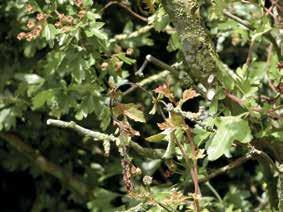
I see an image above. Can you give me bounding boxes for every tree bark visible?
[161,0,217,88]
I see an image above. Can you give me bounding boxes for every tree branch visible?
[113,25,153,41]
[47,119,164,159]
[199,154,253,183]
[223,9,281,59]
[0,132,90,198]
[101,1,148,22]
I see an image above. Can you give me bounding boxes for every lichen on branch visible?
[161,0,217,87]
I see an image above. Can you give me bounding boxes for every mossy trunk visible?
[161,0,217,88]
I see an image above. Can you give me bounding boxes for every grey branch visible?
[47,119,164,159]
[47,119,116,142]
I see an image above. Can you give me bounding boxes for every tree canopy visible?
[0,0,282,211]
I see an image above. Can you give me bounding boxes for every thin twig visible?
[223,9,281,58]
[246,39,255,65]
[199,154,253,183]
[225,90,282,116]
[185,128,201,198]
[101,1,148,22]
[265,44,278,93]
[205,182,224,208]
[123,70,170,95]
[199,147,279,184]
[171,131,200,212]
[113,25,153,41]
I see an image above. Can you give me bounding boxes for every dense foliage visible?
[0,0,282,211]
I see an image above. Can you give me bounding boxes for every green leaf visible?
[207,116,253,161]
[87,188,119,211]
[193,125,211,147]
[167,32,182,52]
[124,106,145,123]
[0,108,16,130]
[83,0,93,7]
[85,24,107,40]
[32,90,54,109]
[42,24,57,41]
[145,133,166,142]
[149,7,170,32]
[99,107,111,131]
[116,53,136,65]
[14,73,44,85]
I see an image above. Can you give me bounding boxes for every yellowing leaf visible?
[124,106,145,123]
[145,133,166,142]
[182,89,200,102]
[113,103,145,123]
[157,113,184,130]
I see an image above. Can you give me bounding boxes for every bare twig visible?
[199,154,253,183]
[223,9,281,58]
[47,119,164,159]
[101,1,148,22]
[246,39,255,65]
[135,55,177,76]
[225,90,282,117]
[123,70,170,95]
[113,25,153,41]
[47,119,116,141]
[223,9,252,29]
[184,128,201,211]
[199,147,279,184]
